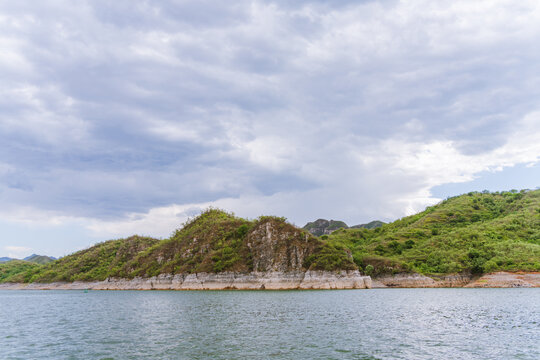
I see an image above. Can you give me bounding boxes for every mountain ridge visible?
[0,189,538,286]
[303,219,384,236]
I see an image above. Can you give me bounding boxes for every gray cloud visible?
[1,0,539,227]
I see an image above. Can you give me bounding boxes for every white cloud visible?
[1,0,540,252]
[0,84,88,145]
[5,245,33,258]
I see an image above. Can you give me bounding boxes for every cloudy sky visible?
[1,0,539,258]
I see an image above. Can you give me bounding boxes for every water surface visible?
[1,289,538,359]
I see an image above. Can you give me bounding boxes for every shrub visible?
[364,264,374,276]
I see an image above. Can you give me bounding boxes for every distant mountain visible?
[0,254,56,264]
[23,254,56,265]
[303,219,349,236]
[303,219,384,236]
[350,220,385,230]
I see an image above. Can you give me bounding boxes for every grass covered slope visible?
[24,254,55,265]
[325,190,540,276]
[26,236,160,283]
[5,190,538,284]
[12,209,356,283]
[0,261,42,283]
[120,209,356,278]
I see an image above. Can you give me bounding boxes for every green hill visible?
[350,220,385,230]
[24,254,56,265]
[303,219,384,236]
[324,189,540,276]
[21,210,355,283]
[24,235,160,283]
[3,190,539,284]
[0,261,42,283]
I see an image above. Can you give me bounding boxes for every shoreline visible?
[371,271,540,288]
[1,271,538,290]
[0,270,372,290]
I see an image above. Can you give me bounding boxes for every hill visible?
[0,261,42,283]
[350,220,385,230]
[324,189,540,276]
[303,219,384,236]
[24,254,56,264]
[22,210,356,283]
[0,254,57,282]
[3,190,539,285]
[303,219,349,236]
[0,257,15,263]
[24,236,161,282]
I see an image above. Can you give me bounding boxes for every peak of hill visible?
[325,189,540,276]
[350,220,385,230]
[303,219,384,236]
[21,210,356,283]
[303,219,349,236]
[23,254,56,264]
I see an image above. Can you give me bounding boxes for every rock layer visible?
[464,272,540,288]
[371,271,540,288]
[2,272,539,290]
[371,273,472,288]
[0,270,371,290]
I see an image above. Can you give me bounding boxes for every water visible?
[0,289,538,359]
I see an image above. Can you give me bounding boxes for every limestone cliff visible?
[247,220,320,272]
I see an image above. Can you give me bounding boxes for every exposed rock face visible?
[3,272,540,290]
[371,272,540,288]
[247,221,319,272]
[371,273,472,288]
[303,219,348,236]
[464,272,540,288]
[303,219,384,236]
[0,271,372,290]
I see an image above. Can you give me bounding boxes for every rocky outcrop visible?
[303,219,385,236]
[3,271,540,290]
[302,219,348,236]
[247,221,319,272]
[0,270,372,290]
[464,272,540,288]
[371,272,540,288]
[372,273,472,288]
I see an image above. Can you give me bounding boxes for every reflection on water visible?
[0,288,539,359]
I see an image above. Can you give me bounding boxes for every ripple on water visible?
[0,288,538,359]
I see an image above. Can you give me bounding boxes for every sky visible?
[1,0,539,258]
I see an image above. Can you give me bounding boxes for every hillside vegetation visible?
[20,210,355,283]
[25,236,160,283]
[324,189,540,276]
[0,261,42,283]
[24,254,55,265]
[3,190,539,284]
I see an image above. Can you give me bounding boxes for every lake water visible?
[0,289,538,359]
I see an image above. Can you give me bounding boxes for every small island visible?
[1,189,539,289]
